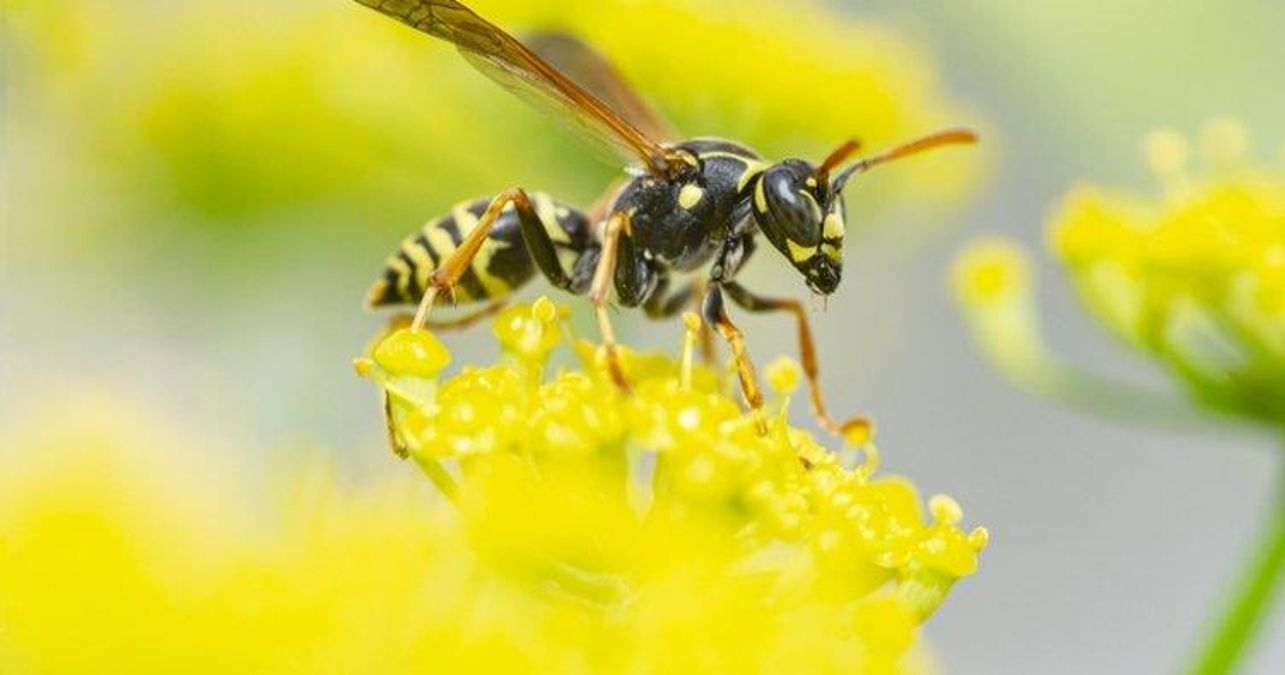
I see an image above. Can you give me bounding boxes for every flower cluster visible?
[954,121,1285,426]
[353,298,987,672]
[0,302,984,673]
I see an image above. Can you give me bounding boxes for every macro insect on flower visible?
[353,0,978,440]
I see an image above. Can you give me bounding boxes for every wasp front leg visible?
[702,283,766,424]
[701,236,769,428]
[723,281,871,440]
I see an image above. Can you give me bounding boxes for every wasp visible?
[356,0,976,438]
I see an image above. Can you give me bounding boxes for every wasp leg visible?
[589,211,632,390]
[643,278,718,367]
[642,275,695,319]
[692,279,717,364]
[411,187,535,331]
[722,281,870,439]
[703,284,766,427]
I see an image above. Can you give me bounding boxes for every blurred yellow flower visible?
[7,0,984,222]
[950,120,1285,674]
[0,300,987,673]
[955,120,1285,425]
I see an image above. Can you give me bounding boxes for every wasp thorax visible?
[752,160,845,295]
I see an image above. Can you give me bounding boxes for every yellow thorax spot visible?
[678,184,705,210]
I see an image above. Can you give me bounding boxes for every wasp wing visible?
[352,0,672,174]
[525,32,680,144]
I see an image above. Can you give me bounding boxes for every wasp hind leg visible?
[384,299,510,334]
[722,281,871,441]
[411,187,542,331]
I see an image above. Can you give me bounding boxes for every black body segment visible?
[615,138,765,273]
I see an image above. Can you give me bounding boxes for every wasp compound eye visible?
[759,161,824,247]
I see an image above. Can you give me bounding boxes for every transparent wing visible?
[525,32,679,144]
[353,0,673,174]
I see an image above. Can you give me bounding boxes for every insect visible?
[356,0,976,439]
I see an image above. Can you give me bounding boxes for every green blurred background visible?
[3,0,1283,671]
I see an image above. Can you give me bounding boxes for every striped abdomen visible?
[366,192,591,308]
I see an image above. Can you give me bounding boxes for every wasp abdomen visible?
[366,192,589,308]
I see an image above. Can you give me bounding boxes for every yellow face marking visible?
[821,243,842,261]
[678,184,705,210]
[787,239,818,262]
[823,212,846,239]
[805,177,818,188]
[471,239,514,297]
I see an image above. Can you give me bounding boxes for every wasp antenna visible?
[833,128,978,191]
[815,139,863,183]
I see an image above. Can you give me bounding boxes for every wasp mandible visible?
[356,0,977,438]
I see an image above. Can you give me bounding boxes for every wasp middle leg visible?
[588,211,632,390]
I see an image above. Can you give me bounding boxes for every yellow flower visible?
[953,120,1285,425]
[952,120,1285,675]
[0,303,985,673]
[351,298,987,671]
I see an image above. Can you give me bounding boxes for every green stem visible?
[1189,463,1285,675]
[411,453,460,505]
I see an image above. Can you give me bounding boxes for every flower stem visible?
[411,453,459,504]
[1189,462,1285,675]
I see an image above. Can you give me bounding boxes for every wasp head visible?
[750,130,978,296]
[751,158,847,295]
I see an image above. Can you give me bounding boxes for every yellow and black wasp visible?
[356,0,976,437]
